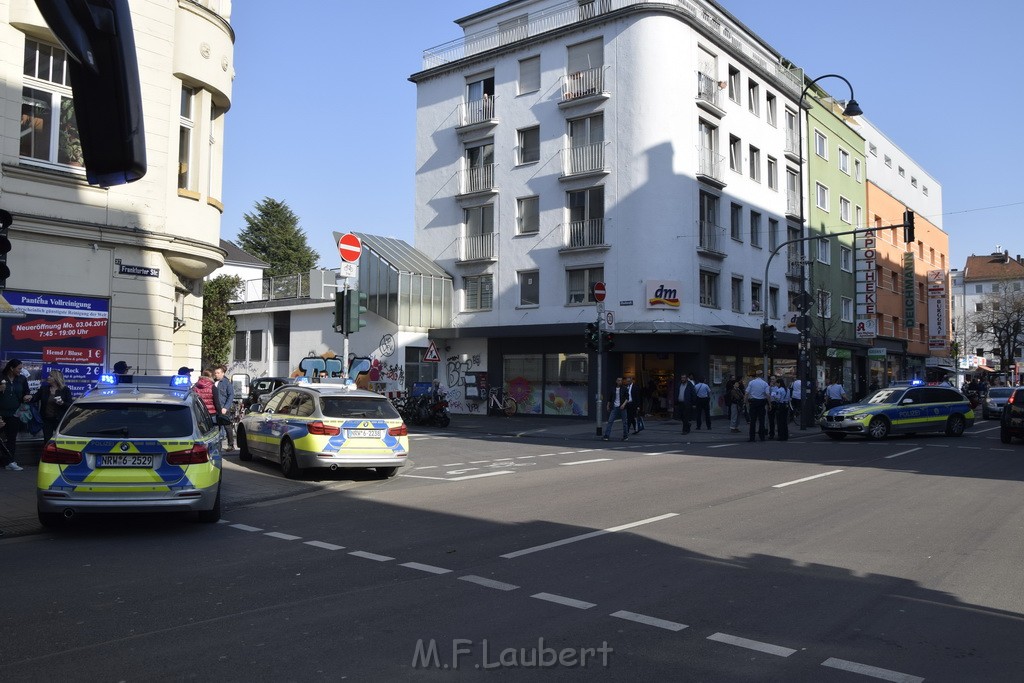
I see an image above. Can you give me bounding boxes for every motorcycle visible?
[406,394,450,428]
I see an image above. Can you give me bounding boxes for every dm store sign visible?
[646,281,680,309]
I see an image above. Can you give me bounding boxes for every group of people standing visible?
[0,358,73,472]
[186,365,237,452]
[602,376,645,441]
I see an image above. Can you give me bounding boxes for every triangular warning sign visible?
[423,341,441,363]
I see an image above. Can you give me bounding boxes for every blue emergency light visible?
[98,373,119,385]
[170,374,191,388]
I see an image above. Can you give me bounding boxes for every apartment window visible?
[769,286,779,318]
[884,155,892,168]
[730,203,742,240]
[975,347,985,357]
[517,196,539,235]
[817,237,831,264]
[748,145,760,182]
[974,284,982,294]
[869,143,877,156]
[918,282,926,302]
[975,322,985,334]
[465,274,494,311]
[839,196,851,223]
[975,302,983,313]
[568,186,605,240]
[893,272,900,291]
[519,270,540,306]
[940,254,945,269]
[929,247,935,264]
[177,86,196,189]
[517,126,540,164]
[750,211,762,247]
[700,270,719,307]
[21,39,83,168]
[567,266,604,304]
[993,300,1001,311]
[768,219,779,251]
[747,79,760,115]
[466,74,495,122]
[233,331,246,362]
[898,166,905,177]
[728,66,740,103]
[518,55,540,94]
[767,156,777,190]
[814,130,828,159]
[838,148,850,174]
[567,37,603,76]
[465,142,494,185]
[750,281,762,312]
[568,113,604,173]
[249,330,264,362]
[766,92,777,126]
[911,176,918,188]
[923,186,929,196]
[1016,282,1023,292]
[840,246,853,272]
[815,182,829,211]
[731,277,743,312]
[854,158,862,181]
[729,135,741,172]
[841,296,853,323]
[817,290,833,318]
[855,205,863,229]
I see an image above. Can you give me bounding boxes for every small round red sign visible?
[592,281,606,302]
[338,233,362,263]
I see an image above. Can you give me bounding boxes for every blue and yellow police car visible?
[237,381,409,479]
[820,380,975,440]
[36,373,223,526]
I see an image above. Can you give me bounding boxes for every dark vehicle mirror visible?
[248,404,262,414]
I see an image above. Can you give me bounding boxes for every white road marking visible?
[469,460,490,464]
[414,465,437,470]
[772,469,843,488]
[517,455,537,459]
[304,540,345,551]
[531,592,595,609]
[501,513,678,559]
[885,447,921,460]
[973,425,1001,433]
[403,471,515,481]
[556,451,578,455]
[459,575,519,591]
[535,453,559,457]
[708,444,738,449]
[264,532,301,541]
[821,657,924,683]
[442,462,465,466]
[957,446,982,450]
[707,632,796,657]
[611,610,688,631]
[993,448,1014,452]
[574,449,595,453]
[401,562,452,575]
[560,458,613,466]
[230,524,263,532]
[349,551,394,562]
[446,468,480,475]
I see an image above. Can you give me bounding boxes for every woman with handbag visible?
[0,358,31,471]
[31,369,73,446]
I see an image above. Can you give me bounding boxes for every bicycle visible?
[488,386,517,417]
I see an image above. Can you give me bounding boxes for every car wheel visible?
[197,485,222,523]
[237,428,252,462]
[38,511,65,528]
[1000,427,1012,444]
[375,466,399,479]
[825,432,847,440]
[867,417,890,440]
[280,440,302,480]
[945,414,966,437]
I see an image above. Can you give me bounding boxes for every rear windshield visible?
[320,397,401,420]
[61,403,194,438]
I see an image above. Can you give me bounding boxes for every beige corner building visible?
[0,0,233,381]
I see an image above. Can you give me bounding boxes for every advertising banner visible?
[903,252,916,327]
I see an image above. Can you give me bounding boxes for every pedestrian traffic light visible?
[903,209,915,243]
[761,323,777,353]
[0,210,11,289]
[333,289,346,333]
[346,289,368,333]
[585,323,598,351]
[603,332,615,351]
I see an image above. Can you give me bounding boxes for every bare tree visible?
[972,287,1024,371]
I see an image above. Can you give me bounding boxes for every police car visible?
[819,380,975,440]
[237,380,408,479]
[36,373,223,526]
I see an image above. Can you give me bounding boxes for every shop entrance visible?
[622,353,675,418]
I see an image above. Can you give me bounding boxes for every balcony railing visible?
[697,146,724,182]
[566,218,606,248]
[561,67,605,102]
[421,0,802,97]
[563,142,606,175]
[460,232,497,261]
[785,129,801,158]
[786,191,801,216]
[698,220,726,254]
[231,273,314,303]
[786,255,803,278]
[461,164,495,194]
[460,96,496,127]
[696,72,721,108]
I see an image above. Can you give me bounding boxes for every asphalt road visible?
[3,422,1023,681]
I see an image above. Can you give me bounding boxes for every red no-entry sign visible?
[337,233,362,263]
[592,281,606,302]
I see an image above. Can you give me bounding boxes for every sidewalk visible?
[0,415,811,538]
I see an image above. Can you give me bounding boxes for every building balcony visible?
[786,257,804,280]
[786,191,801,219]
[697,221,727,258]
[561,218,609,251]
[456,97,498,133]
[696,72,726,117]
[785,129,801,162]
[458,164,497,197]
[697,147,726,188]
[459,232,497,263]
[559,67,608,107]
[561,142,607,178]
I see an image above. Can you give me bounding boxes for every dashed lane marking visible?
[459,575,519,591]
[230,524,263,532]
[403,471,516,481]
[772,470,843,488]
[560,458,613,466]
[885,447,921,460]
[349,550,394,562]
[611,610,687,632]
[401,562,453,575]
[708,632,796,657]
[501,513,679,559]
[708,444,738,449]
[265,532,301,541]
[304,540,344,551]
[531,592,596,609]
[821,657,924,683]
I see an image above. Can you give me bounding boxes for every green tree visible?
[202,274,242,368]
[237,197,320,278]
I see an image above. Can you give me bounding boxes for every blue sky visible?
[222,0,1024,271]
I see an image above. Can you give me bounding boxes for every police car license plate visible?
[825,421,842,428]
[347,429,382,438]
[97,454,154,467]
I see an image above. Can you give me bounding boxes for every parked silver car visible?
[983,387,1015,419]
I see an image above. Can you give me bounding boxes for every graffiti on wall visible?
[442,353,482,415]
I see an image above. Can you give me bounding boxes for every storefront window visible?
[543,353,589,416]
[504,354,543,414]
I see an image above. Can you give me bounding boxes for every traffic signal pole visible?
[595,303,604,436]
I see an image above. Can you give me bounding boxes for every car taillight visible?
[1010,393,1018,405]
[41,442,82,464]
[166,444,209,465]
[388,424,408,437]
[308,421,341,436]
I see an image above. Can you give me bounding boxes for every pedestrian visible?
[113,360,132,376]
[824,376,848,410]
[177,365,194,384]
[693,375,712,430]
[728,377,744,432]
[624,376,642,435]
[790,376,803,425]
[677,373,696,434]
[744,370,770,442]
[767,375,777,439]
[0,359,31,470]
[771,377,790,441]
[193,369,217,418]
[603,377,630,441]
[213,365,236,452]
[30,369,73,447]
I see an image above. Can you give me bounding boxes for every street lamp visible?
[793,74,861,428]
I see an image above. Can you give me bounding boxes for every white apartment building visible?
[951,251,1024,383]
[861,118,943,231]
[0,0,233,391]
[412,0,808,417]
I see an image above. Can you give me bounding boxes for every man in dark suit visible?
[213,365,236,452]
[678,373,696,434]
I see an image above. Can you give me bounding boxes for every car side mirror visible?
[248,404,262,413]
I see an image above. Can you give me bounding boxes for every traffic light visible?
[603,332,615,351]
[903,209,915,243]
[585,323,598,351]
[35,0,147,186]
[347,289,368,333]
[0,210,11,288]
[761,323,777,353]
[333,290,346,333]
